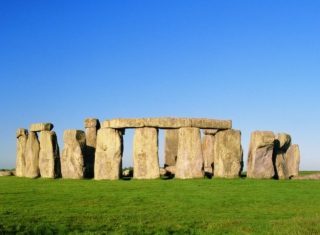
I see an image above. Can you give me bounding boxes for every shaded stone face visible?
[247,131,275,179]
[274,133,291,180]
[84,118,100,178]
[213,129,242,178]
[286,144,300,178]
[133,127,160,179]
[16,128,28,177]
[30,123,54,132]
[61,130,86,179]
[175,127,204,179]
[39,131,60,178]
[164,129,179,167]
[94,128,123,180]
[24,131,40,178]
[202,134,215,174]
[102,118,232,129]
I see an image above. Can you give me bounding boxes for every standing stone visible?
[16,128,28,177]
[202,133,215,175]
[84,118,100,178]
[61,130,86,179]
[24,131,40,178]
[164,129,179,167]
[247,131,275,179]
[213,129,242,178]
[39,131,60,178]
[274,133,291,180]
[286,144,300,178]
[133,127,160,179]
[94,128,123,180]
[175,127,203,179]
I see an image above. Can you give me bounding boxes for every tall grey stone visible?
[286,144,300,178]
[175,127,204,179]
[16,128,28,177]
[247,131,275,179]
[274,133,291,180]
[213,129,242,178]
[39,131,60,178]
[164,129,179,167]
[133,127,160,179]
[61,130,86,179]
[84,118,100,178]
[202,134,215,175]
[94,128,123,180]
[24,131,40,178]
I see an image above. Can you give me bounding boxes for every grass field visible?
[1,173,320,234]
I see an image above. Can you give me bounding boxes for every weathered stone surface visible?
[0,171,13,176]
[275,133,291,150]
[293,173,320,180]
[84,118,100,178]
[61,130,86,179]
[164,129,179,167]
[286,144,300,178]
[39,131,60,178]
[16,128,28,177]
[247,131,275,179]
[16,128,28,138]
[102,118,232,129]
[274,133,292,180]
[84,118,100,128]
[165,165,176,175]
[203,129,219,135]
[133,127,160,179]
[30,123,54,132]
[275,152,289,180]
[202,134,215,174]
[94,128,123,180]
[175,127,204,179]
[213,129,242,178]
[24,132,40,178]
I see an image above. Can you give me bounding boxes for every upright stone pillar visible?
[247,131,275,179]
[133,127,160,179]
[213,129,242,178]
[175,127,203,179]
[164,129,179,167]
[16,128,28,177]
[24,131,40,178]
[202,130,217,175]
[286,144,300,178]
[274,133,291,180]
[94,128,123,180]
[84,118,100,178]
[61,130,86,179]
[39,131,60,178]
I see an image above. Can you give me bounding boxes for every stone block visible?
[133,127,160,179]
[213,129,242,178]
[175,127,204,179]
[30,123,54,132]
[94,128,123,180]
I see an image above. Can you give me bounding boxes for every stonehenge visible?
[15,117,301,181]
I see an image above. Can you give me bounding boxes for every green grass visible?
[0,175,320,235]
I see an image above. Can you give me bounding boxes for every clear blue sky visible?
[1,0,319,170]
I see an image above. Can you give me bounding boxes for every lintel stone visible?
[102,118,232,129]
[30,123,54,132]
